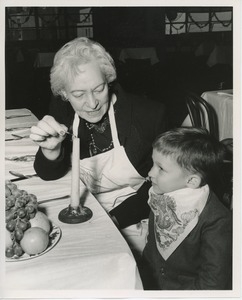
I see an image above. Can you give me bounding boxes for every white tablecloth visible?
[5,108,39,131]
[4,109,143,295]
[119,47,159,65]
[4,175,142,291]
[206,45,232,67]
[34,52,55,68]
[5,108,39,181]
[201,90,233,140]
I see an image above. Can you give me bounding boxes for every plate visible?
[6,224,61,262]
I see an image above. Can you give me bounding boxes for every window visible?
[165,8,232,35]
[6,7,93,41]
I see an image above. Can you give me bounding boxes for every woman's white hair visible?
[50,37,117,99]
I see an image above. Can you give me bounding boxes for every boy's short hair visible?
[153,127,226,187]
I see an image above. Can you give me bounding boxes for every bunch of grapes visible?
[5,180,38,258]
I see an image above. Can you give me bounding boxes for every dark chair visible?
[185,91,219,139]
[220,138,233,209]
[185,91,233,209]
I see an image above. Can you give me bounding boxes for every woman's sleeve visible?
[109,181,151,229]
[33,96,72,180]
[34,143,71,180]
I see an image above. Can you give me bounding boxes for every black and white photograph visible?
[0,0,240,299]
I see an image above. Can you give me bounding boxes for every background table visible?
[201,90,233,140]
[4,109,143,294]
[119,47,159,65]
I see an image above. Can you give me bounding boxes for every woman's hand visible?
[30,115,68,160]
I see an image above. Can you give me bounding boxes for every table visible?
[201,90,233,140]
[206,45,232,67]
[5,108,39,181]
[182,90,233,140]
[34,52,55,68]
[119,47,159,65]
[4,109,143,295]
[194,42,232,67]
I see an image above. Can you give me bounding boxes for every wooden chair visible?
[185,91,219,139]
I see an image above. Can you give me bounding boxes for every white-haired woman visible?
[30,37,167,253]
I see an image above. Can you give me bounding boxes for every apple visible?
[29,211,51,233]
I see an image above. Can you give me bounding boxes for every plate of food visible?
[5,180,61,261]
[6,224,61,262]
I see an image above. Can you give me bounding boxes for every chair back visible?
[186,92,232,209]
[186,91,219,139]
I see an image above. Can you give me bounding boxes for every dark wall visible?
[93,7,165,47]
[5,7,233,126]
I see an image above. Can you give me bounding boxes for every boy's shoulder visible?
[200,190,232,224]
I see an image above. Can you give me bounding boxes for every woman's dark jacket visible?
[34,83,167,228]
[139,190,232,290]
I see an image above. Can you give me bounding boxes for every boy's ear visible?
[186,174,202,189]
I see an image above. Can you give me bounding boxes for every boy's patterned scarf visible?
[148,185,209,260]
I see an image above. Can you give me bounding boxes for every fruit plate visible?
[6,224,61,262]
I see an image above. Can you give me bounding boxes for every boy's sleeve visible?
[195,212,232,289]
[183,211,232,290]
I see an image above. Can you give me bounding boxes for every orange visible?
[20,227,49,255]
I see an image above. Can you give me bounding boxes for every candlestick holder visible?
[58,204,93,224]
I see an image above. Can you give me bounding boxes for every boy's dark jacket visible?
[140,190,232,290]
[34,83,167,228]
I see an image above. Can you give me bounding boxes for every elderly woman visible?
[30,37,167,249]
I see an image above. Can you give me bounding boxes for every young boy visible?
[139,127,232,290]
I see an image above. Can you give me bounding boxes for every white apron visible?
[72,96,148,253]
[73,95,145,211]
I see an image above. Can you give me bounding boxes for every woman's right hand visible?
[30,115,68,160]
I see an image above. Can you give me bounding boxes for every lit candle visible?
[70,136,80,209]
